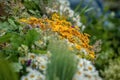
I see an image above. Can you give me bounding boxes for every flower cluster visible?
[45,0,85,30]
[19,52,101,80]
[20,13,94,59]
[73,58,102,80]
[21,68,45,80]
[19,52,50,80]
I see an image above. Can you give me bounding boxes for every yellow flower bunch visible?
[20,17,46,30]
[20,13,95,59]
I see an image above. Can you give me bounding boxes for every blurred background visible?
[69,0,120,79]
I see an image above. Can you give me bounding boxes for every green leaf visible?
[24,29,40,47]
[10,33,24,49]
[32,49,47,54]
[8,18,17,30]
[28,10,36,15]
[0,22,10,30]
[0,33,12,43]
[23,0,38,10]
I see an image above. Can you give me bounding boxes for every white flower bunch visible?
[20,53,101,80]
[21,67,45,80]
[73,58,102,80]
[20,52,50,80]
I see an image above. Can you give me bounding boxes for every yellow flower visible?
[19,18,28,23]
[89,53,95,59]
[29,17,38,21]
[75,44,81,50]
[52,13,60,20]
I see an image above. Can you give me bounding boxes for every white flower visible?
[27,70,40,79]
[28,53,36,60]
[68,9,74,17]
[19,57,27,64]
[21,76,29,80]
[35,40,43,46]
[73,72,85,80]
[18,44,28,54]
[76,21,82,27]
[26,67,33,72]
[58,0,70,6]
[45,7,53,14]
[39,63,47,71]
[36,56,46,63]
[81,25,86,31]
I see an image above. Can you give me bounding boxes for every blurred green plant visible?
[46,39,77,80]
[0,0,50,19]
[101,57,120,80]
[83,11,120,69]
[0,55,18,80]
[0,30,41,58]
[73,0,120,78]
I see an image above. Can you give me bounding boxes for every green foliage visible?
[46,39,77,80]
[23,0,41,17]
[23,0,39,10]
[0,22,9,31]
[95,49,114,70]
[84,14,120,71]
[0,22,41,60]
[0,33,12,43]
[24,29,40,47]
[22,0,53,17]
[10,33,24,49]
[0,57,18,80]
[0,0,24,18]
[73,1,120,78]
[102,57,120,80]
[32,49,47,54]
[0,32,21,60]
[0,17,21,33]
[77,2,120,71]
